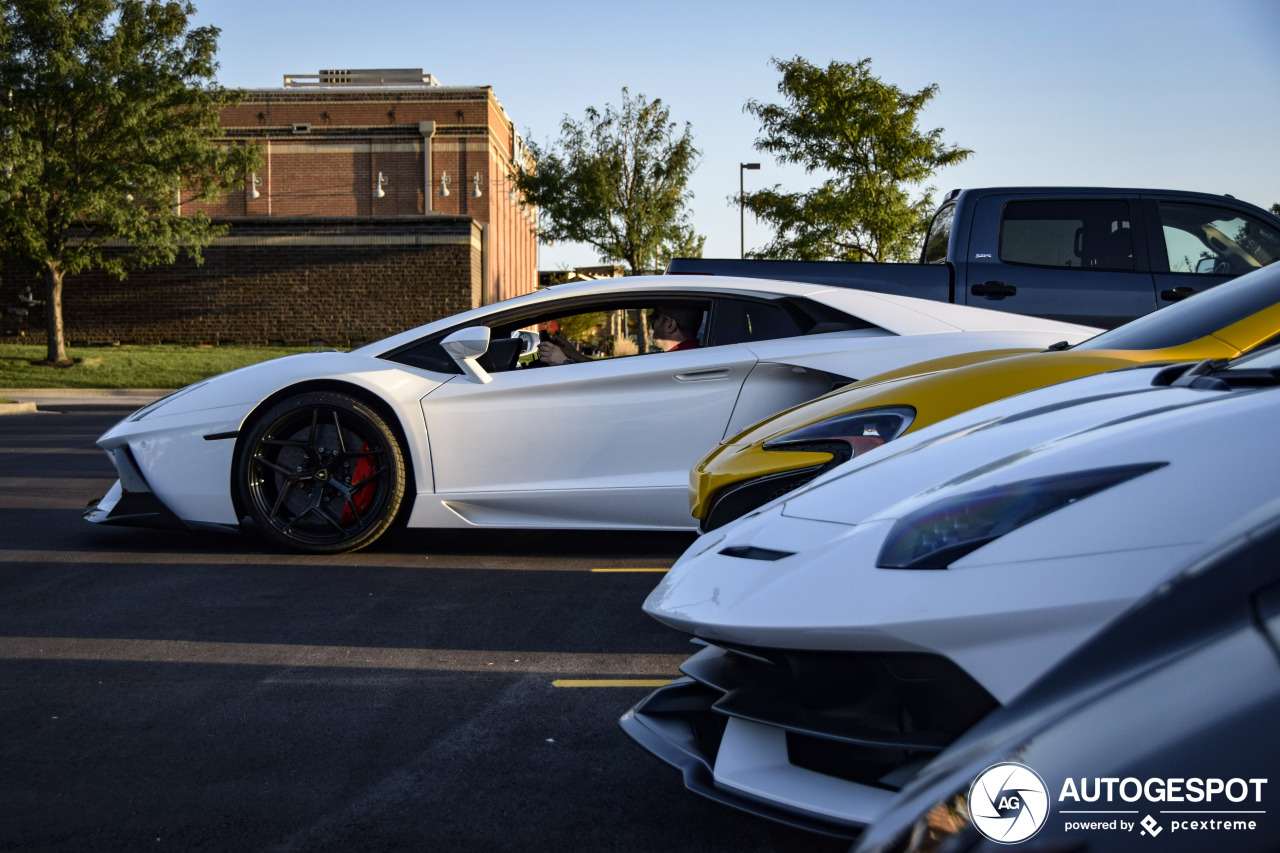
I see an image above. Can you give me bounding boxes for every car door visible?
[964,193,1157,328]
[419,341,758,528]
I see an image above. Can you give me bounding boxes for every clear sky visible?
[192,0,1280,271]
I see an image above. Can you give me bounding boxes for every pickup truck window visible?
[1155,201,1280,276]
[1000,200,1135,271]
[922,203,954,264]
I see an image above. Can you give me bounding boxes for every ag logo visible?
[969,762,1050,844]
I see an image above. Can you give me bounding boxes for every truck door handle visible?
[675,368,732,382]
[1161,286,1199,302]
[971,281,1017,299]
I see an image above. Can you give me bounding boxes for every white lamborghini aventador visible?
[84,275,1094,552]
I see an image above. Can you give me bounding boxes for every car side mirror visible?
[514,329,541,356]
[1195,257,1220,275]
[441,326,493,384]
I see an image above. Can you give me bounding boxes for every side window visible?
[503,299,711,364]
[382,298,714,373]
[1156,202,1280,275]
[708,299,801,346]
[540,309,623,357]
[1000,199,1134,271]
[534,308,657,358]
[922,203,955,265]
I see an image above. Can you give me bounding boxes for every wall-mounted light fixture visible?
[471,172,483,198]
[375,171,388,199]
[439,170,451,197]
[249,173,261,200]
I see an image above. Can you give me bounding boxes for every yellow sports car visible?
[693,260,1280,531]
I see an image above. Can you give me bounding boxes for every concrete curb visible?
[0,388,174,398]
[0,388,172,414]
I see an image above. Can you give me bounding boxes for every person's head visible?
[650,305,702,349]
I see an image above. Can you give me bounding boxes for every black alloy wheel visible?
[238,391,406,553]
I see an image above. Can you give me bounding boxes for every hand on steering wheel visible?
[537,340,569,365]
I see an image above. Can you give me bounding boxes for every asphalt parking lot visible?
[0,402,847,852]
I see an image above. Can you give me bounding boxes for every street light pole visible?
[740,163,760,259]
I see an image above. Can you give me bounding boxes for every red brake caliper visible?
[340,442,377,525]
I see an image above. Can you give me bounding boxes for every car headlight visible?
[762,406,915,464]
[878,463,1165,570]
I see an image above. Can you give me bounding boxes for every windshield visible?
[1224,342,1280,372]
[1075,261,1280,352]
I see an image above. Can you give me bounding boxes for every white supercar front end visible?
[623,349,1280,837]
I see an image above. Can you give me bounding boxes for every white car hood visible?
[646,365,1280,702]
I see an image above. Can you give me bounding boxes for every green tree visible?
[1271,203,1279,217]
[0,0,259,366]
[513,88,704,273]
[742,57,971,263]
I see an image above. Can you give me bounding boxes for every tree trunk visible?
[43,262,72,366]
[636,307,652,354]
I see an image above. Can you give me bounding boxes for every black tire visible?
[237,391,406,553]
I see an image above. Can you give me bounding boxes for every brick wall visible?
[186,85,539,303]
[0,216,484,347]
[0,82,538,348]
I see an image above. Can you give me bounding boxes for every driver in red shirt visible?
[650,305,702,352]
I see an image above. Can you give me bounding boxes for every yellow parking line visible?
[0,637,688,675]
[552,679,673,688]
[589,568,669,573]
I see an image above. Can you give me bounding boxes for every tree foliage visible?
[0,0,259,364]
[513,89,704,273]
[742,57,971,263]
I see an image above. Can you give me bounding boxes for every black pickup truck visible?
[668,187,1280,328]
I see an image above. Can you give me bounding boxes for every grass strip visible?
[0,344,318,389]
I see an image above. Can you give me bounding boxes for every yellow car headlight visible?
[762,405,916,461]
[698,407,916,533]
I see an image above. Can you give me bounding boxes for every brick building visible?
[0,68,539,347]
